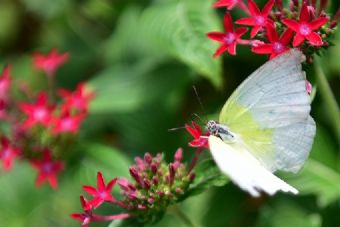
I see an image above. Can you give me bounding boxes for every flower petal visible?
[235,17,256,26]
[306,32,323,46]
[293,34,305,47]
[97,172,105,190]
[206,32,226,42]
[213,44,228,58]
[262,0,275,15]
[280,29,294,45]
[83,186,98,195]
[265,24,279,42]
[309,17,328,30]
[227,42,237,55]
[282,19,301,33]
[252,44,273,54]
[235,27,248,37]
[224,13,234,32]
[248,0,261,16]
[300,4,310,22]
[250,26,262,38]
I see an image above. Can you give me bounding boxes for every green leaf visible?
[140,0,222,87]
[183,158,228,198]
[257,200,321,227]
[89,59,190,114]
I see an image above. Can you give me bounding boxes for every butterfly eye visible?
[206,120,218,134]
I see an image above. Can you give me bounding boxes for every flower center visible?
[99,191,108,199]
[1,148,11,159]
[33,108,48,121]
[61,118,73,130]
[43,163,52,173]
[255,16,265,25]
[224,33,236,45]
[272,42,285,53]
[299,24,311,36]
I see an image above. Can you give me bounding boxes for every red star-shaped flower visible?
[282,4,328,46]
[82,172,119,209]
[31,150,64,189]
[52,111,85,135]
[185,121,209,148]
[59,83,95,113]
[252,24,294,59]
[0,137,20,171]
[33,49,69,77]
[207,13,248,57]
[71,195,130,227]
[71,195,94,227]
[213,0,241,10]
[0,65,11,101]
[235,0,275,38]
[19,92,55,129]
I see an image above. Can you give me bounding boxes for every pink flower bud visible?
[144,152,153,164]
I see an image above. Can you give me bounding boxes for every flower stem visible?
[169,205,202,227]
[314,60,340,145]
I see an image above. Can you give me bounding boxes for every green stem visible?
[314,60,340,145]
[169,205,202,227]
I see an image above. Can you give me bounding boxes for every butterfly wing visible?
[208,135,298,196]
[219,49,316,173]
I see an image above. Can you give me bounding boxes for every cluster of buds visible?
[208,0,340,61]
[0,49,94,189]
[71,148,196,226]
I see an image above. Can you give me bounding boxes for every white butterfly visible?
[207,49,316,197]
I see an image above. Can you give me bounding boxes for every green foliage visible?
[0,0,340,227]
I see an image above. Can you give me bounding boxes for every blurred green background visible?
[1,0,340,226]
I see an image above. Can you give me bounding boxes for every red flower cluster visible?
[71,149,195,226]
[0,49,94,189]
[207,0,338,60]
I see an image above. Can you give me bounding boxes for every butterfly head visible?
[206,120,235,141]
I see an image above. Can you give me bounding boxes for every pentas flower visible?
[252,24,294,59]
[282,4,328,47]
[0,137,20,171]
[30,150,64,189]
[235,0,275,38]
[0,65,11,101]
[19,92,55,129]
[71,195,130,227]
[52,111,85,135]
[213,0,249,13]
[59,83,95,113]
[33,49,69,77]
[83,172,121,209]
[207,13,248,57]
[185,121,209,148]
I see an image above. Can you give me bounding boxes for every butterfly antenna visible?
[192,86,209,123]
[191,113,205,125]
[168,126,186,132]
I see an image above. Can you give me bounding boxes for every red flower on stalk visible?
[71,195,130,227]
[0,137,20,171]
[213,0,243,10]
[19,92,55,129]
[282,4,328,47]
[52,111,85,135]
[185,121,209,148]
[33,49,69,77]
[59,83,95,112]
[235,0,275,38]
[207,13,248,57]
[31,150,64,189]
[83,172,121,209]
[252,24,294,59]
[71,195,94,227]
